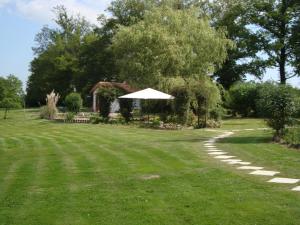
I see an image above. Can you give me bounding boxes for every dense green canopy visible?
[112,7,233,88]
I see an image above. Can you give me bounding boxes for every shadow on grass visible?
[218,136,272,144]
[160,137,213,143]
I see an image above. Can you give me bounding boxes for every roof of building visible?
[90,81,137,93]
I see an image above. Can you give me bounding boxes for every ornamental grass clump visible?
[40,90,60,120]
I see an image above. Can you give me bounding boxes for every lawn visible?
[0,110,300,225]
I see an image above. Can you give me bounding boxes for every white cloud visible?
[3,0,112,24]
[0,0,12,8]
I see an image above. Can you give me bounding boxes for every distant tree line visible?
[25,0,300,107]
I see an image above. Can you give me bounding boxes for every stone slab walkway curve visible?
[203,129,300,192]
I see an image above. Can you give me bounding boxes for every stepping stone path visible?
[203,129,300,192]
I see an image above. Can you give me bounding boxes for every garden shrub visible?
[283,127,300,147]
[90,115,105,124]
[97,88,116,119]
[257,84,297,139]
[210,105,225,122]
[191,78,222,127]
[226,82,258,117]
[171,85,191,125]
[65,112,75,122]
[119,98,133,122]
[40,106,52,119]
[255,82,278,118]
[65,92,82,113]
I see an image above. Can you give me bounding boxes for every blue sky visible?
[0,0,299,90]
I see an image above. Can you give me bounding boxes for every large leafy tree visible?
[204,0,266,89]
[111,6,233,88]
[26,6,92,106]
[249,0,299,84]
[290,2,300,75]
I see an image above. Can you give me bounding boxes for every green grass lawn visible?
[0,110,300,225]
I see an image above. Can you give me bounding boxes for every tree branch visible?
[286,74,298,79]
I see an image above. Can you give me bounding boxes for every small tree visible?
[0,75,23,119]
[97,88,116,119]
[258,85,296,140]
[1,98,21,119]
[65,93,82,113]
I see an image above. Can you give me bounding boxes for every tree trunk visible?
[279,0,288,84]
[3,108,8,119]
[279,49,287,84]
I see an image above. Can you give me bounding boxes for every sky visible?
[0,0,299,90]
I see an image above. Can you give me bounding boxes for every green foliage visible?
[203,0,266,89]
[65,92,82,113]
[249,0,299,84]
[226,82,258,117]
[26,6,93,106]
[290,5,300,75]
[283,127,300,146]
[0,75,23,119]
[119,99,133,122]
[112,6,233,88]
[97,88,117,119]
[171,85,191,125]
[40,106,53,119]
[191,77,222,127]
[257,85,297,138]
[65,112,75,122]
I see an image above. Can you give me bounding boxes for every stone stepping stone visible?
[204,143,215,146]
[250,170,279,176]
[228,161,251,165]
[214,155,236,159]
[206,150,222,152]
[268,178,300,184]
[221,159,242,163]
[208,152,227,155]
[292,186,300,191]
[238,166,264,170]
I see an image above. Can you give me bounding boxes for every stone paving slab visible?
[238,166,264,170]
[268,178,300,184]
[214,155,236,159]
[208,152,227,155]
[292,186,300,191]
[250,170,280,176]
[228,161,251,165]
[204,143,215,146]
[221,159,242,163]
[206,149,222,152]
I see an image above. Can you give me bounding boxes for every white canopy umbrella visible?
[118,88,174,122]
[119,88,174,100]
